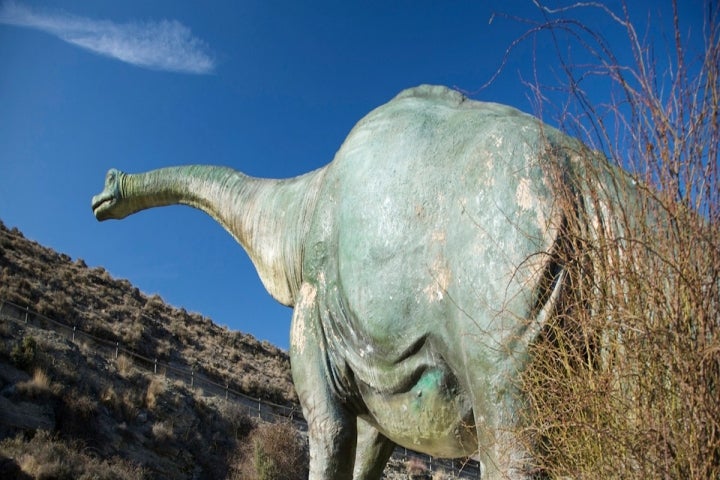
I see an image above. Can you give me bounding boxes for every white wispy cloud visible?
[0,1,215,74]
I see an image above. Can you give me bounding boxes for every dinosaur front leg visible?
[353,418,396,480]
[290,283,357,479]
[302,383,357,479]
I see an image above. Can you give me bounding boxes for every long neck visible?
[121,165,325,306]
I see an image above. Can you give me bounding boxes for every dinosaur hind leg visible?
[353,418,395,480]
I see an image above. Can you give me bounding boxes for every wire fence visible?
[0,298,482,478]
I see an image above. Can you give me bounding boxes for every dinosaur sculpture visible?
[92,85,633,479]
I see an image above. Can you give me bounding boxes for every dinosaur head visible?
[92,169,129,220]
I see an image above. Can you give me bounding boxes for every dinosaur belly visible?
[358,367,477,458]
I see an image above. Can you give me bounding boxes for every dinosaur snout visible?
[91,169,123,221]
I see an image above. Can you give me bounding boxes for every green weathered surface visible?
[92,85,632,479]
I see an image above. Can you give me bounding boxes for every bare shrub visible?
[40,290,73,322]
[0,430,146,480]
[10,335,37,370]
[120,390,143,423]
[101,385,143,423]
[100,385,118,407]
[229,421,308,480]
[151,420,175,443]
[145,376,166,410]
[432,469,450,480]
[15,368,61,399]
[115,354,134,378]
[498,1,720,478]
[219,401,256,439]
[406,456,428,477]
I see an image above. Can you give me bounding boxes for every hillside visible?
[0,220,296,406]
[0,220,307,479]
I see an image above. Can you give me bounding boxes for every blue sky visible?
[0,0,707,350]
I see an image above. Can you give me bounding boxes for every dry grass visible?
[502,1,720,478]
[229,421,308,480]
[145,376,166,410]
[100,385,144,423]
[522,194,719,478]
[405,456,428,477]
[10,335,38,370]
[151,420,175,443]
[1,430,146,480]
[218,401,256,439]
[115,354,134,378]
[15,368,61,399]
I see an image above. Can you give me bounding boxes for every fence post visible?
[115,342,119,359]
[225,383,229,400]
[72,325,76,342]
[190,369,194,387]
[154,358,158,374]
[25,306,29,324]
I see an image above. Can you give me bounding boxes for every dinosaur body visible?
[92,85,627,479]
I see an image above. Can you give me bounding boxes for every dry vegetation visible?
[1,430,147,480]
[0,218,311,478]
[504,1,719,478]
[0,312,309,479]
[0,221,296,405]
[229,421,308,480]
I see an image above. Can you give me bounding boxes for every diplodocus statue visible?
[92,85,633,479]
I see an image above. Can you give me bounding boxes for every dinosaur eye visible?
[106,170,116,185]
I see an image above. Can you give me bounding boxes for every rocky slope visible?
[0,220,301,479]
[0,221,296,405]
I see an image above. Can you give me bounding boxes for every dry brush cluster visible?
[507,1,719,478]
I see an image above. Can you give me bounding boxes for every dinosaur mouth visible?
[91,192,115,219]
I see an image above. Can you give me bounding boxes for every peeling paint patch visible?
[491,133,503,149]
[515,178,533,211]
[424,259,452,302]
[483,155,495,187]
[291,282,317,354]
[431,229,447,244]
